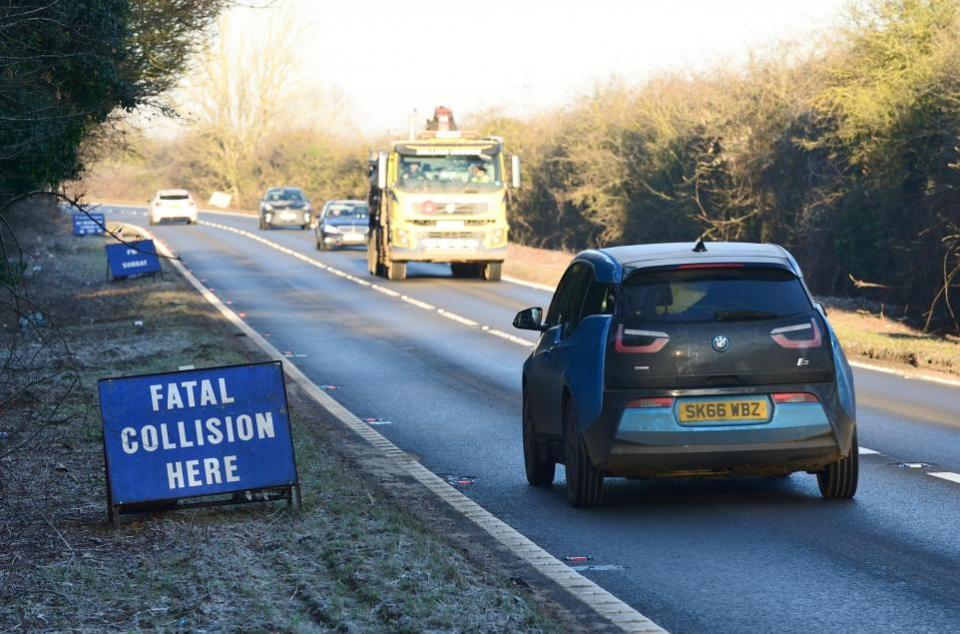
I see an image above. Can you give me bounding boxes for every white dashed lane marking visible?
[197,219,538,350]
[929,472,960,485]
[859,447,881,455]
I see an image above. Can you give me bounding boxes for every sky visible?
[205,0,853,138]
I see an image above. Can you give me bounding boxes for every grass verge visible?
[0,204,559,631]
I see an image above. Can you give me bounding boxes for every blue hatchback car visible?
[513,242,858,507]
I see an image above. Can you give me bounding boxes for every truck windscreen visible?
[397,154,501,191]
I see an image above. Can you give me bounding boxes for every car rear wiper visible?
[714,309,780,322]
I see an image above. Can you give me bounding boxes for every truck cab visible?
[368,107,519,281]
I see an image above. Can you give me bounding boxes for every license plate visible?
[437,220,465,230]
[343,233,364,242]
[678,398,769,424]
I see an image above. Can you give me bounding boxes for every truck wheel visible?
[386,260,406,281]
[564,400,603,508]
[523,395,555,486]
[482,262,502,281]
[817,429,859,499]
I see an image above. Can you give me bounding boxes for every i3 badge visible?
[712,335,729,352]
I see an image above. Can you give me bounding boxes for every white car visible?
[149,189,198,225]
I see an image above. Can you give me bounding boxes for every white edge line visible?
[848,360,960,389]
[190,216,960,392]
[502,274,556,293]
[85,205,960,391]
[928,472,960,485]
[136,224,665,633]
[858,447,880,455]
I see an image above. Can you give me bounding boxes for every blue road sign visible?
[72,212,105,236]
[105,240,161,280]
[98,361,299,506]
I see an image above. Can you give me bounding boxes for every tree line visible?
[0,0,226,203]
[482,0,960,332]
[80,0,960,332]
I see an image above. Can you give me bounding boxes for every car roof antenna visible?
[693,234,707,253]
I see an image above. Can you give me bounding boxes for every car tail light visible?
[772,392,819,404]
[626,397,675,409]
[614,324,669,353]
[770,319,822,349]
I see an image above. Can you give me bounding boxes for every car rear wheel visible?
[564,401,603,507]
[523,395,555,486]
[817,429,859,499]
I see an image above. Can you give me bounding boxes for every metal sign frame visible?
[98,360,301,526]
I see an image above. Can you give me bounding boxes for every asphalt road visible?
[102,206,960,633]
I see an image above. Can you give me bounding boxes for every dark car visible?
[259,187,311,230]
[315,200,369,251]
[513,241,858,507]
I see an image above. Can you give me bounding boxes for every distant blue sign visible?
[72,212,105,236]
[105,240,161,280]
[98,362,299,508]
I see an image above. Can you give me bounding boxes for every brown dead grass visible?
[502,243,960,378]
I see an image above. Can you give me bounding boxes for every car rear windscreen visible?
[325,205,367,219]
[266,189,305,202]
[620,266,812,324]
[159,194,189,200]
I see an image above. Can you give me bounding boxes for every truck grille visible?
[423,231,480,240]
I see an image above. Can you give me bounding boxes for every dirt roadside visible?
[0,202,613,632]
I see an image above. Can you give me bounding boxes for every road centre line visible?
[141,224,664,633]
[197,219,538,350]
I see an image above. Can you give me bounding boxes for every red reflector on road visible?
[564,555,591,564]
[627,397,675,409]
[772,392,819,404]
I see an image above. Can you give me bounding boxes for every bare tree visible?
[184,8,302,202]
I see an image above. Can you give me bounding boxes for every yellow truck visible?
[367,107,519,281]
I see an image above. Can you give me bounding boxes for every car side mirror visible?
[815,302,828,316]
[513,307,545,331]
[511,154,521,189]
